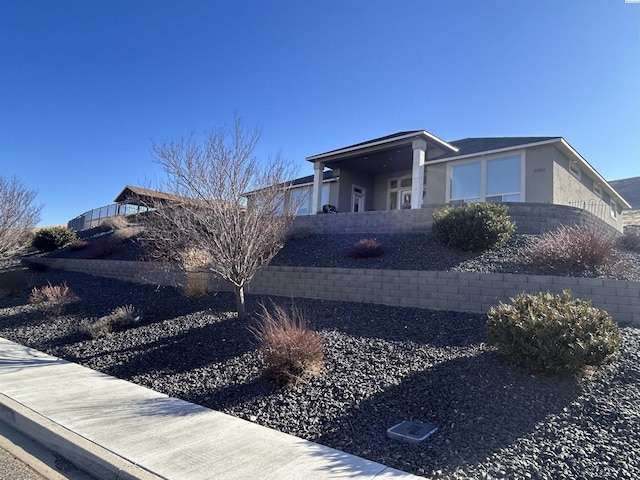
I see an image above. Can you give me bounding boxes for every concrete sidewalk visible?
[0,337,419,480]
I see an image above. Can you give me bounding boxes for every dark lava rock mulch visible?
[272,233,640,281]
[1,267,639,479]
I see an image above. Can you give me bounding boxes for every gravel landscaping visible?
[1,254,639,479]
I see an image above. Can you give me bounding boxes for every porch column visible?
[311,161,324,214]
[411,139,427,209]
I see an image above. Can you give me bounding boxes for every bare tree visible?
[146,115,300,319]
[0,176,42,257]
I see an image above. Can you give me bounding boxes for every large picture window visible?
[288,184,329,215]
[449,154,522,203]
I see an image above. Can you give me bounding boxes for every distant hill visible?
[610,177,640,210]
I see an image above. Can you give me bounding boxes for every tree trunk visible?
[235,284,246,320]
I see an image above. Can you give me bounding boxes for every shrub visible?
[250,303,324,387]
[432,202,515,251]
[184,272,213,297]
[32,227,77,252]
[0,269,33,297]
[523,225,617,275]
[181,248,213,270]
[487,290,621,375]
[80,305,138,339]
[348,238,384,258]
[101,216,129,231]
[69,239,89,251]
[29,282,77,316]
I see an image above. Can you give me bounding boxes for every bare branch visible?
[0,176,43,257]
[144,115,299,318]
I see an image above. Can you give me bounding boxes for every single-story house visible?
[285,130,631,230]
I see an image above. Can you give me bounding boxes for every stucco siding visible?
[425,163,447,203]
[523,145,554,203]
[550,147,622,230]
[336,170,375,212]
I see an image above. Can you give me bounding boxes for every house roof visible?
[439,137,561,159]
[306,130,458,162]
[290,170,338,187]
[114,185,186,205]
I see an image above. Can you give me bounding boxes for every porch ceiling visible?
[323,144,414,175]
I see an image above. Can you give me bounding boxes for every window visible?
[290,187,311,215]
[450,162,481,202]
[593,184,602,198]
[610,200,618,219]
[569,161,581,179]
[288,184,329,215]
[449,154,522,203]
[387,175,427,210]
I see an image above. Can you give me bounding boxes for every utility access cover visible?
[387,421,438,443]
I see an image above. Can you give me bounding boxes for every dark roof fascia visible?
[306,130,458,163]
[290,170,338,187]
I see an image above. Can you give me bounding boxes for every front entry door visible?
[400,189,412,209]
[352,185,365,212]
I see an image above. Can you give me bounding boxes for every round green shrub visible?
[432,202,515,251]
[487,290,621,375]
[32,227,77,252]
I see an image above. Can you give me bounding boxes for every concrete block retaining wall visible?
[292,203,621,235]
[35,258,639,326]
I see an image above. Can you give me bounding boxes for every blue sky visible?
[1,0,639,226]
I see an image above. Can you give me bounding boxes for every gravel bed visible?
[1,266,639,479]
[272,233,640,281]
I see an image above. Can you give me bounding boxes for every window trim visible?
[593,183,603,199]
[569,161,581,179]
[446,151,525,203]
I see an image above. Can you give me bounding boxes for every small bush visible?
[32,227,77,252]
[181,248,213,270]
[348,238,384,258]
[101,216,129,231]
[80,305,138,339]
[523,225,617,275]
[487,290,621,375]
[432,202,515,251]
[184,272,213,297]
[250,303,324,387]
[0,269,33,297]
[69,239,89,251]
[29,282,77,316]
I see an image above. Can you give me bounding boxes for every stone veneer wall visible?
[291,203,622,235]
[35,258,639,326]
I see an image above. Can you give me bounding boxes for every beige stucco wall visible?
[550,147,623,230]
[523,145,554,203]
[425,163,447,203]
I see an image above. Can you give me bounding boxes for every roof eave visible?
[306,130,459,163]
[426,138,563,164]
[556,139,632,209]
